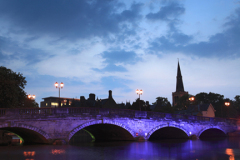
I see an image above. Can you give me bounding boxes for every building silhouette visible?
[172,61,188,106]
[79,90,119,109]
[40,97,80,108]
[97,90,119,109]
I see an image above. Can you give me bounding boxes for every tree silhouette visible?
[152,97,173,113]
[0,66,38,108]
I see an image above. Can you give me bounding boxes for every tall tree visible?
[0,66,38,108]
[152,97,173,113]
[233,95,240,112]
[23,97,39,108]
[195,92,224,117]
[129,98,150,111]
[174,94,190,111]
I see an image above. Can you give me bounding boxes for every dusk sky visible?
[0,0,240,106]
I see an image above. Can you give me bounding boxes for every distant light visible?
[60,82,64,88]
[136,89,139,94]
[55,82,58,88]
[189,97,195,101]
[225,102,230,106]
[27,94,35,100]
[136,89,143,95]
[145,133,147,136]
[190,132,192,135]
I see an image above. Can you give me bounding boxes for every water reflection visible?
[226,148,235,160]
[23,151,35,157]
[51,149,66,155]
[23,151,35,160]
[1,138,240,160]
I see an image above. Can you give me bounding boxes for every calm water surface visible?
[1,138,240,160]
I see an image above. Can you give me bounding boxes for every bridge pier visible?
[51,139,68,145]
[189,135,199,140]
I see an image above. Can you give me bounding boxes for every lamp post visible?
[136,89,143,111]
[28,94,35,100]
[189,96,195,102]
[55,82,64,107]
[189,96,195,106]
[225,101,230,118]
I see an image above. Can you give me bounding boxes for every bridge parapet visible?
[0,107,238,125]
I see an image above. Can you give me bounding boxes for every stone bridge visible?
[0,107,238,144]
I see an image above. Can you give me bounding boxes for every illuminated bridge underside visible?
[0,107,237,144]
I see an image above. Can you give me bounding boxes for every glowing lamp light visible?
[136,89,139,94]
[60,82,64,88]
[189,97,195,101]
[55,82,64,106]
[190,132,192,135]
[55,82,58,88]
[136,89,143,111]
[28,94,35,100]
[136,89,143,95]
[225,102,230,106]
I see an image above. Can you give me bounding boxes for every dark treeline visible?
[151,93,240,118]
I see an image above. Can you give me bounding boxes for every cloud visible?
[0,0,143,41]
[146,1,185,22]
[102,50,139,64]
[148,6,240,58]
[96,49,141,72]
[34,43,107,83]
[119,2,143,23]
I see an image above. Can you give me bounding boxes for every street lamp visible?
[55,82,64,106]
[28,94,35,100]
[189,96,195,102]
[136,89,143,111]
[225,102,230,107]
[225,101,230,118]
[189,96,195,106]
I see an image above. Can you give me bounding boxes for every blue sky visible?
[0,0,240,106]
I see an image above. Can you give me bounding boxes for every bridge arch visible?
[198,126,227,138]
[147,123,190,139]
[0,123,50,144]
[68,120,135,141]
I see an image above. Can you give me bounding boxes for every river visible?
[0,137,239,160]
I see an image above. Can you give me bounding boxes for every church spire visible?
[176,61,185,92]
